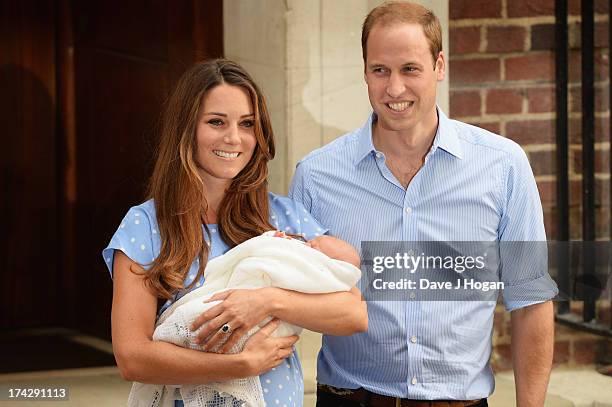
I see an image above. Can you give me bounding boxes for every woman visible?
[102,59,367,406]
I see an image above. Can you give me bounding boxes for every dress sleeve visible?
[498,147,558,311]
[101,206,157,278]
[270,194,328,241]
[291,200,329,240]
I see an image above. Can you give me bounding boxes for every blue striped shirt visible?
[289,108,558,400]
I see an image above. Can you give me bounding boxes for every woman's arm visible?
[195,286,367,353]
[270,286,367,334]
[111,251,298,384]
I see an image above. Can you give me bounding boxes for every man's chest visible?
[312,159,504,243]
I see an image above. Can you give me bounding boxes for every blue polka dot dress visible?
[102,193,328,407]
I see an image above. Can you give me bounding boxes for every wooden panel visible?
[70,0,223,338]
[71,0,168,61]
[0,0,222,338]
[0,0,59,328]
[73,49,168,337]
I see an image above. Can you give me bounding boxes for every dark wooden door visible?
[1,0,221,338]
[0,0,60,329]
[69,0,222,338]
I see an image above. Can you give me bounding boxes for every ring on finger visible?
[220,323,232,334]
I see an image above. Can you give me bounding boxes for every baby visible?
[273,230,360,267]
[129,231,362,407]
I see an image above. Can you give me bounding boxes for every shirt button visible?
[407,249,415,256]
[410,336,417,343]
[411,377,418,385]
[409,292,416,299]
[405,207,412,214]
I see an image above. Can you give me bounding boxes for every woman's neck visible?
[202,180,229,224]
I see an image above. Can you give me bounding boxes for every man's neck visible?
[372,111,439,163]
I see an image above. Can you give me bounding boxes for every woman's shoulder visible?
[102,199,158,276]
[128,198,156,215]
[121,199,158,226]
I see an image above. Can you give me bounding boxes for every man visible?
[289,2,558,406]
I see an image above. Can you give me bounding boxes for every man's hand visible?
[511,300,554,407]
[190,288,274,353]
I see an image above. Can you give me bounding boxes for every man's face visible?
[364,23,445,134]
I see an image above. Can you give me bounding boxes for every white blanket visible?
[127,232,361,407]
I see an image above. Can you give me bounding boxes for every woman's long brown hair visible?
[142,59,276,300]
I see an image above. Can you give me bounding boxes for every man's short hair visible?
[361,1,442,66]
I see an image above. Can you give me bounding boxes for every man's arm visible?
[510,300,554,407]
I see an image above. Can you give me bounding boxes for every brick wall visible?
[449,0,611,370]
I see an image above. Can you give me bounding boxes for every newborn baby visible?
[128,230,362,407]
[275,230,360,267]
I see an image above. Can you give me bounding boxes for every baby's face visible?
[272,230,324,252]
[272,230,291,239]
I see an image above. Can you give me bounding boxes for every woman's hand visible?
[191,288,275,353]
[241,319,299,376]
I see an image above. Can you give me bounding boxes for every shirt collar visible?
[354,113,377,165]
[353,106,463,166]
[432,107,463,159]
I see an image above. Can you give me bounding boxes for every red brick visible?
[531,24,555,51]
[568,51,581,83]
[450,26,481,55]
[565,0,608,15]
[554,340,570,365]
[568,49,610,83]
[528,150,556,176]
[486,88,523,114]
[596,0,609,13]
[569,206,582,240]
[527,87,555,113]
[469,121,500,134]
[570,22,610,49]
[450,90,481,117]
[568,179,609,208]
[537,180,555,207]
[569,179,581,205]
[569,117,610,144]
[596,22,609,48]
[569,85,610,113]
[569,22,581,50]
[505,120,555,144]
[507,0,554,17]
[505,53,554,81]
[571,149,610,176]
[486,26,526,53]
[543,207,556,238]
[450,0,502,19]
[595,49,609,81]
[595,116,610,142]
[450,58,500,85]
[569,0,581,14]
[597,207,611,238]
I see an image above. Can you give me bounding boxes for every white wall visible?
[225,0,449,194]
